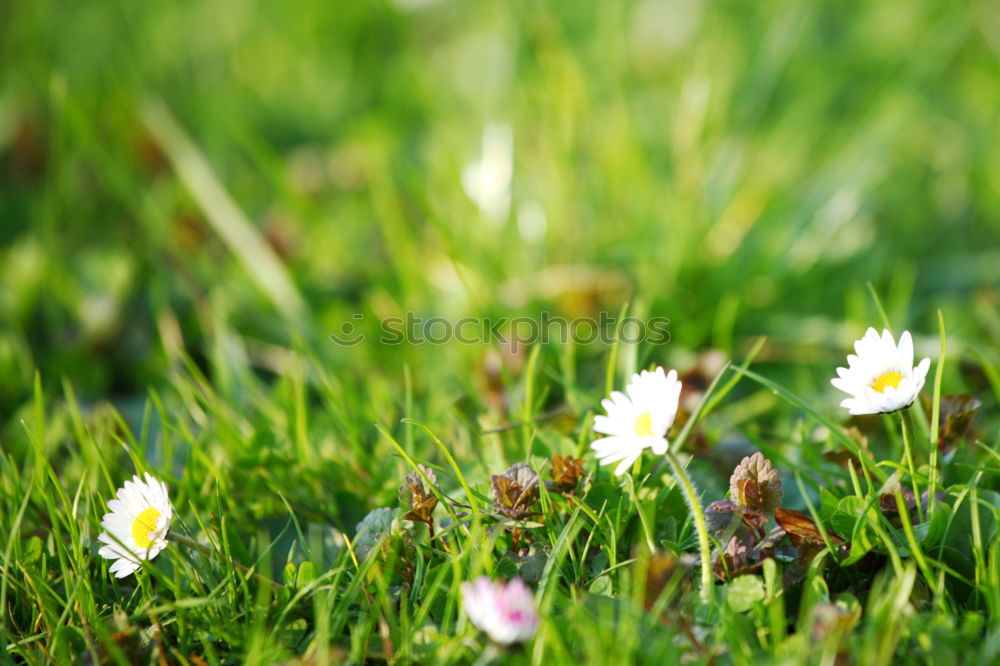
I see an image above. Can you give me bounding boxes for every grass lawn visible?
[2,0,1000,663]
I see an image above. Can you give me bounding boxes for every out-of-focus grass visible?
[3,0,999,412]
[2,0,1000,663]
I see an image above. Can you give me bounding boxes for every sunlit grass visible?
[2,0,1000,663]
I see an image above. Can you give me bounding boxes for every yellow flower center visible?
[871,372,903,393]
[634,412,655,437]
[131,507,162,549]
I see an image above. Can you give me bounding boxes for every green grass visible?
[2,0,1000,663]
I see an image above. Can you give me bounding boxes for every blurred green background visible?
[2,0,999,421]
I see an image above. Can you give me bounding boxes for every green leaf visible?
[727,575,766,613]
[283,562,297,587]
[912,503,951,547]
[23,536,42,565]
[831,496,877,565]
[588,575,613,596]
[518,550,548,584]
[818,487,841,523]
[297,561,317,587]
[584,481,620,514]
[801,574,830,620]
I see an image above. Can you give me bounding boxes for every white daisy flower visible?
[97,473,174,578]
[831,327,931,415]
[591,367,682,475]
[461,576,539,644]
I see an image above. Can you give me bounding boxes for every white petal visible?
[98,542,134,562]
[830,377,853,394]
[912,357,931,388]
[841,397,876,415]
[879,328,896,353]
[110,558,141,578]
[592,415,621,435]
[591,435,629,456]
[595,447,634,464]
[854,328,880,357]
[614,451,642,476]
[609,390,631,411]
[625,378,644,405]
[898,331,914,370]
[878,386,903,412]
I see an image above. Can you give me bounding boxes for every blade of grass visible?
[928,310,946,513]
[141,97,306,321]
[605,301,631,398]
[732,366,887,483]
[866,281,892,329]
[401,419,483,516]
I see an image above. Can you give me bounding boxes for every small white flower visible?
[97,473,174,578]
[591,367,682,475]
[831,327,931,415]
[461,576,538,644]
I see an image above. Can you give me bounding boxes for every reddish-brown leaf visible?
[774,508,845,554]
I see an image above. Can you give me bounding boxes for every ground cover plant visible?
[3,0,1000,664]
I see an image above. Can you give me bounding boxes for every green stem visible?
[665,450,714,606]
[900,407,923,523]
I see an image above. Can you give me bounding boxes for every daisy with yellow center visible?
[97,473,174,578]
[831,327,930,415]
[591,366,682,476]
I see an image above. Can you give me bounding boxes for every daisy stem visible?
[900,407,924,523]
[170,533,285,589]
[664,450,713,606]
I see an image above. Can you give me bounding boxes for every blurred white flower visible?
[831,327,930,415]
[97,473,173,578]
[461,576,538,644]
[631,0,703,56]
[461,123,512,223]
[591,367,682,475]
[516,201,547,243]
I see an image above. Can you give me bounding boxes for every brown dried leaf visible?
[774,508,846,564]
[547,455,585,493]
[936,394,981,449]
[399,464,439,525]
[491,463,540,519]
[774,509,842,546]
